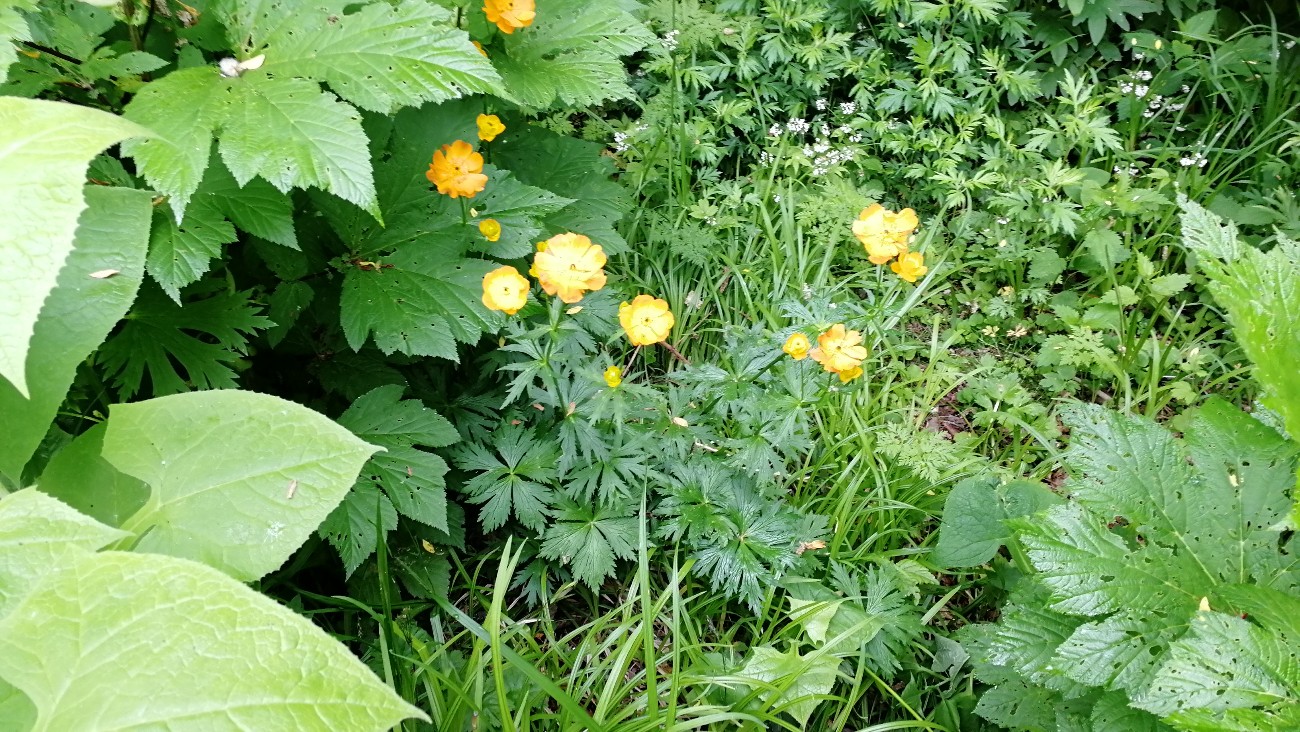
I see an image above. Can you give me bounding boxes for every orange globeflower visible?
[478,218,502,242]
[619,295,675,346]
[484,0,535,34]
[477,114,506,142]
[533,232,606,303]
[481,265,530,315]
[809,324,867,380]
[783,333,811,360]
[852,204,919,264]
[890,251,928,283]
[427,140,487,199]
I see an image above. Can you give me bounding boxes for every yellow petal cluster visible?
[619,295,675,346]
[478,218,501,242]
[603,365,623,388]
[427,140,487,199]
[783,333,811,360]
[890,251,928,283]
[477,114,506,142]
[852,204,919,265]
[481,265,530,315]
[810,324,867,383]
[533,233,606,303]
[483,0,535,34]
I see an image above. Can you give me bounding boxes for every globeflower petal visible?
[619,295,674,346]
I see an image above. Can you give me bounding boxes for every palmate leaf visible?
[691,484,801,613]
[452,426,557,533]
[147,198,237,300]
[493,0,654,110]
[538,498,637,590]
[97,282,271,398]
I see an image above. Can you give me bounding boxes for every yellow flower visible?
[603,365,623,388]
[481,265,529,315]
[810,324,867,377]
[426,140,487,199]
[837,366,864,383]
[852,204,919,265]
[783,333,811,360]
[478,218,501,242]
[890,251,928,283]
[619,295,675,346]
[533,232,606,303]
[477,114,506,142]
[483,0,535,34]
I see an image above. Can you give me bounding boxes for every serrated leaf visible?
[0,186,152,487]
[974,678,1061,729]
[265,281,314,347]
[147,198,237,299]
[1137,612,1300,716]
[932,476,1062,567]
[1149,273,1191,299]
[0,489,128,617]
[0,98,150,397]
[0,551,426,729]
[98,283,270,398]
[337,384,459,448]
[0,1,36,84]
[493,0,653,110]
[340,244,499,360]
[452,426,556,532]
[200,156,297,247]
[733,645,839,726]
[123,67,379,219]
[260,0,500,114]
[102,390,379,581]
[539,499,637,590]
[469,170,573,258]
[320,480,398,577]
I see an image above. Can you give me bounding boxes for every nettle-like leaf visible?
[147,198,236,301]
[1178,198,1300,453]
[0,98,150,397]
[493,0,654,110]
[98,282,270,398]
[452,426,557,533]
[0,186,152,487]
[100,390,379,581]
[320,480,398,577]
[538,498,637,590]
[327,386,459,573]
[967,398,1300,727]
[0,551,426,730]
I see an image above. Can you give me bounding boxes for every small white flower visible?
[814,98,828,111]
[768,123,783,137]
[840,102,857,114]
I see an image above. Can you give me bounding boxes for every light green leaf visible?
[0,551,427,730]
[0,186,152,487]
[787,596,839,645]
[147,198,237,300]
[0,1,36,84]
[36,423,150,528]
[469,169,573,258]
[104,390,379,580]
[734,645,839,726]
[0,98,150,397]
[974,678,1061,730]
[932,476,1062,567]
[0,489,128,617]
[261,0,500,114]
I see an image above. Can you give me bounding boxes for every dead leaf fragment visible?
[285,479,298,499]
[88,269,119,279]
[796,539,827,555]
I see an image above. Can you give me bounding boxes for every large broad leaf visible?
[931,476,1062,568]
[1177,198,1300,501]
[258,0,500,114]
[0,98,150,397]
[731,645,839,726]
[0,186,152,487]
[492,0,653,110]
[0,489,128,617]
[0,551,427,730]
[36,423,150,528]
[123,67,378,218]
[104,390,379,580]
[0,1,36,84]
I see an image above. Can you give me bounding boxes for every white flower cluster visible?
[1179,150,1209,168]
[786,117,811,134]
[840,102,857,114]
[660,30,679,51]
[612,124,648,153]
[814,98,828,111]
[1113,164,1140,176]
[803,137,854,175]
